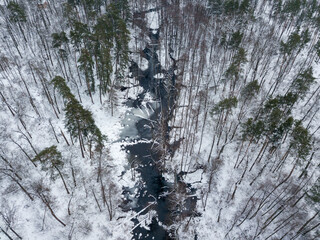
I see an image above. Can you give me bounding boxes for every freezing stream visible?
[120,28,177,239]
[120,21,197,238]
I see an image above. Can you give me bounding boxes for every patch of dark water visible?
[120,24,197,240]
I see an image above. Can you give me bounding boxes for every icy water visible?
[120,24,197,239]
[121,28,175,239]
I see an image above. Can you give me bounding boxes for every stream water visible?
[120,27,175,239]
[120,26,196,239]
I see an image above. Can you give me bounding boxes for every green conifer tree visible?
[78,48,95,94]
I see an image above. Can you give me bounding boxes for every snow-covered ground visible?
[0,0,320,239]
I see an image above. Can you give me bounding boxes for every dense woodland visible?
[0,0,319,239]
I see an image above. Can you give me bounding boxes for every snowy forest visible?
[0,0,319,239]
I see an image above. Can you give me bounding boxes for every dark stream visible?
[120,27,196,239]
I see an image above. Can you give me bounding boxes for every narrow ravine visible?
[120,27,175,239]
[120,15,197,239]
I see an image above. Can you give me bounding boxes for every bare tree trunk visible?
[49,120,60,143]
[92,189,102,212]
[54,166,70,194]
[0,227,14,240]
[7,174,34,201]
